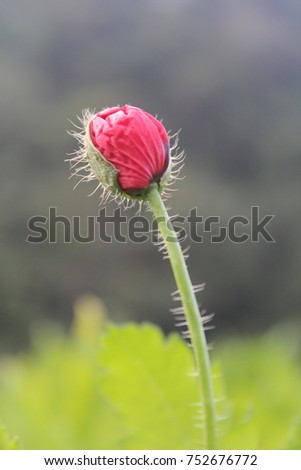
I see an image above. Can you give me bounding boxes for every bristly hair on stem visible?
[146,184,217,449]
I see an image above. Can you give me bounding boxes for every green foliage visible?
[0,300,200,449]
[0,302,301,449]
[0,329,122,449]
[217,332,301,449]
[1,0,301,349]
[99,323,200,449]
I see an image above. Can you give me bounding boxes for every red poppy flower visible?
[89,105,170,195]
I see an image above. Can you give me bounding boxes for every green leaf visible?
[99,323,200,449]
[0,318,201,449]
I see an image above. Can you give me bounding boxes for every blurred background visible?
[1,0,301,352]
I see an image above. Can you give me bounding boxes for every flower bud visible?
[71,105,171,200]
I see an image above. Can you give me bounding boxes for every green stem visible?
[147,184,217,449]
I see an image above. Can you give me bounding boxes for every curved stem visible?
[147,184,217,449]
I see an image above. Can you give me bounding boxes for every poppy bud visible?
[71,105,171,200]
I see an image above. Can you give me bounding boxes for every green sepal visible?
[85,120,121,195]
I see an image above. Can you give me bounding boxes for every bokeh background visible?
[1,0,301,352]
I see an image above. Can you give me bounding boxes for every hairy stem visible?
[147,184,217,449]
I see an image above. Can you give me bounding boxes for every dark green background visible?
[1,0,300,350]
